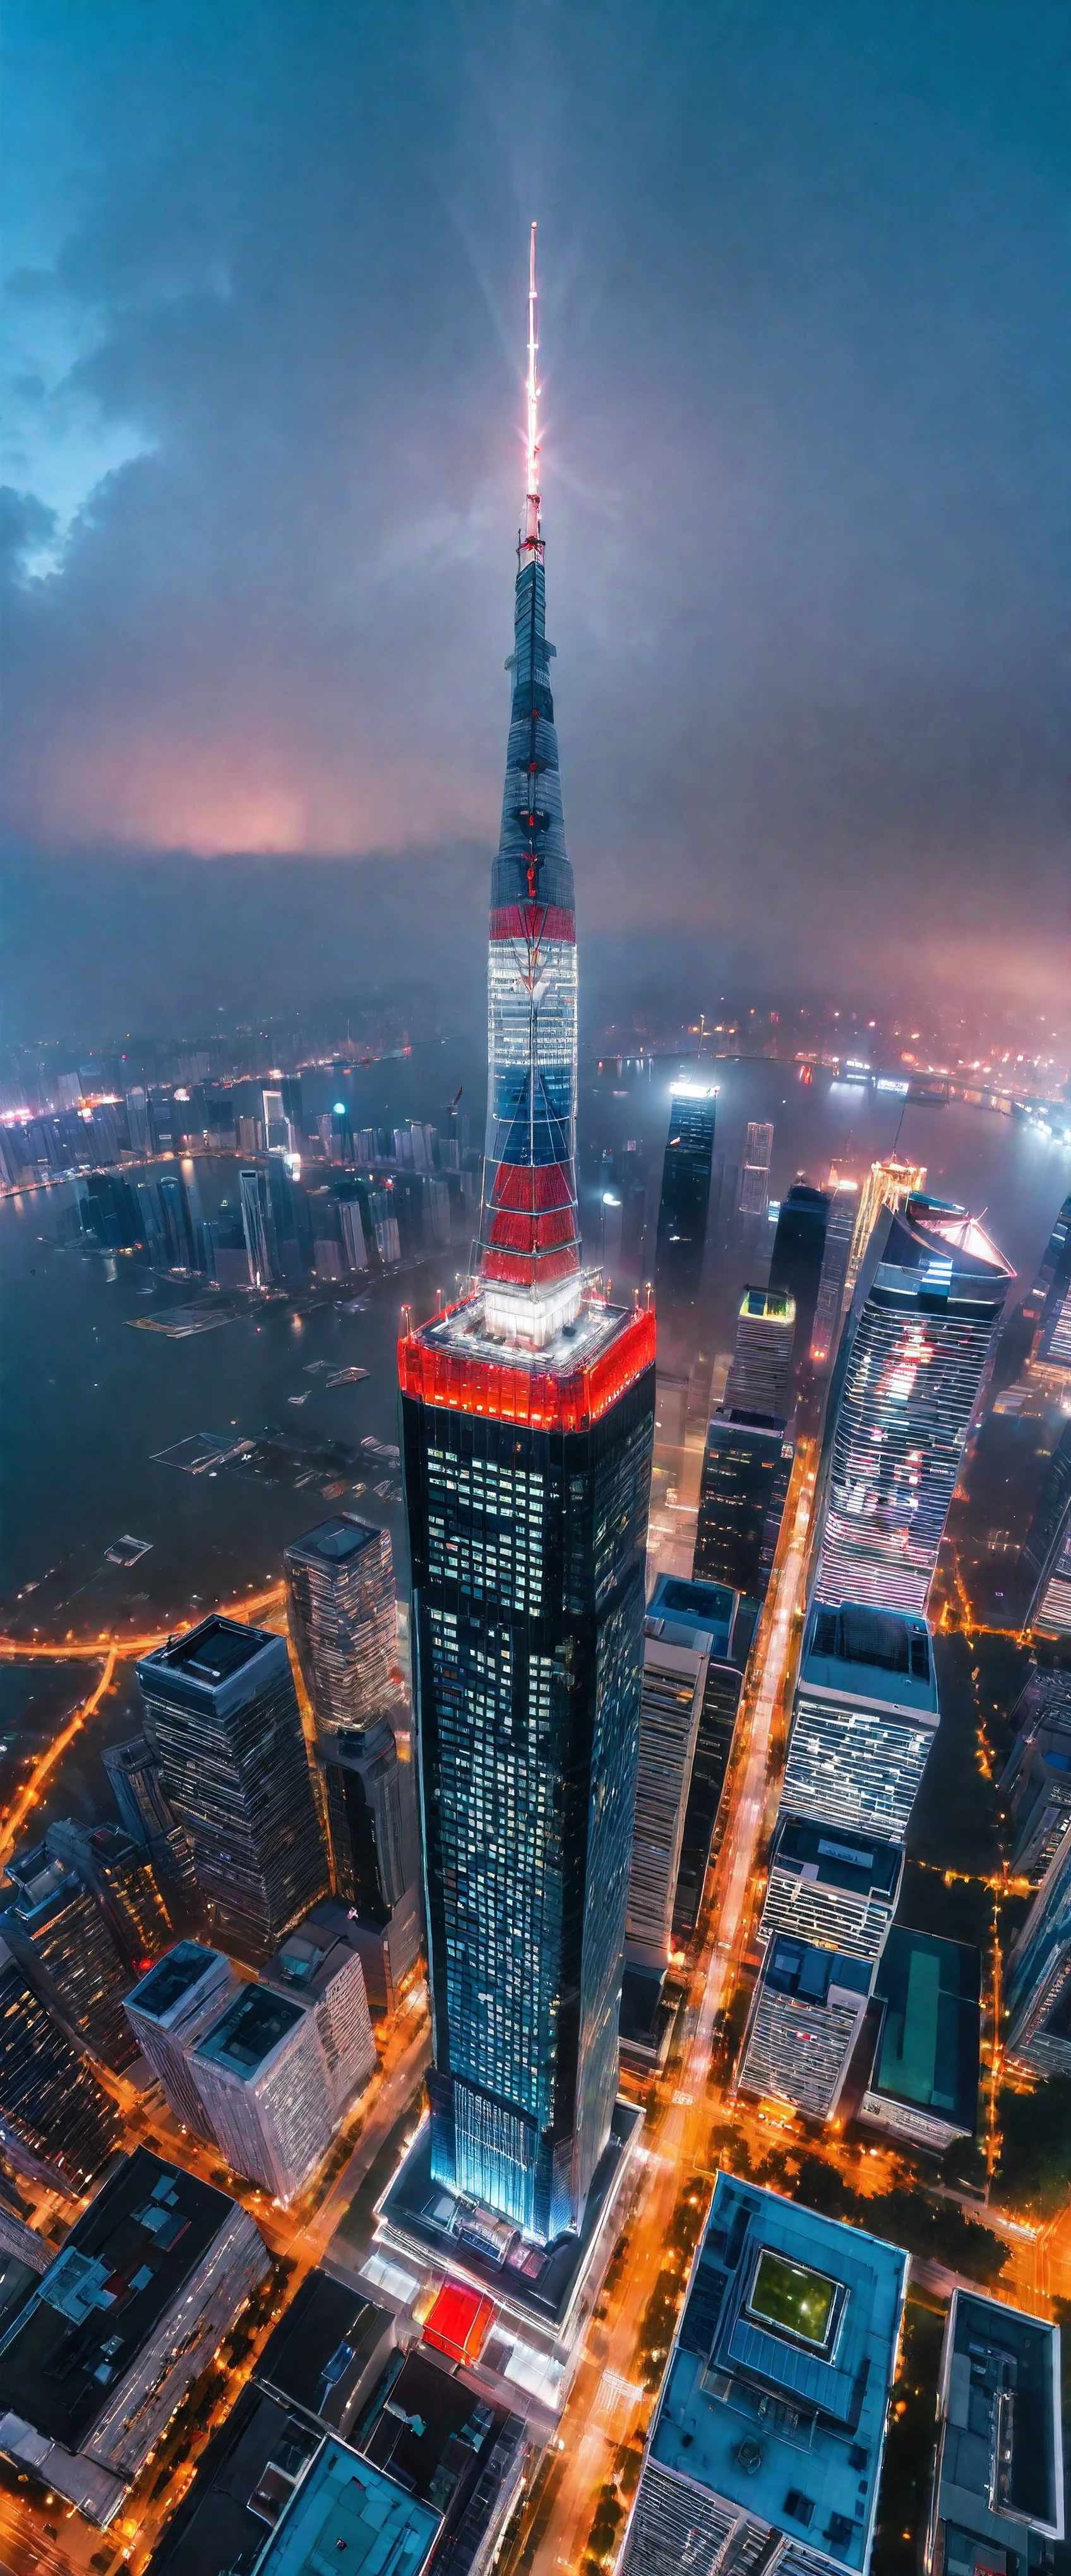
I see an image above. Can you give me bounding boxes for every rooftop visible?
[874,1207,1014,1301]
[398,1289,655,1432]
[254,2273,393,2438]
[647,1573,739,1663]
[140,1615,275,1689]
[868,1927,980,2133]
[0,2149,238,2449]
[800,1602,939,1722]
[285,1517,383,1569]
[359,2348,506,2513]
[762,1935,872,2008]
[250,2435,440,2576]
[126,1943,230,2028]
[144,2385,322,2576]
[770,1817,902,1900]
[939,2289,1063,2541]
[738,1287,795,1324]
[196,1984,306,2078]
[650,2175,907,2571]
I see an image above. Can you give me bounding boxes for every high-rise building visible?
[724,1286,795,1420]
[625,1595,713,1974]
[191,1982,338,2203]
[42,1818,174,1973]
[103,1733,195,1891]
[1036,1286,1071,1381]
[238,1161,311,1287]
[284,1516,398,1737]
[0,1839,140,2071]
[1003,1827,1071,2080]
[769,1182,830,1384]
[738,1121,774,1219]
[0,2149,269,2527]
[738,1933,874,2118]
[136,1617,329,1959]
[1025,1189,1071,1327]
[810,1178,858,1369]
[842,1154,926,1308]
[0,1938,120,2191]
[654,1085,717,1309]
[260,1902,376,2119]
[1023,1422,1071,1640]
[123,1943,237,2140]
[397,236,655,2243]
[784,1601,939,1843]
[926,2291,1065,2576]
[759,1813,902,1962]
[693,1409,793,1602]
[1000,1670,1071,1881]
[619,2174,906,2576]
[315,1722,421,2012]
[812,1202,1014,1614]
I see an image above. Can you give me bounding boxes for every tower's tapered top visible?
[523,220,541,559]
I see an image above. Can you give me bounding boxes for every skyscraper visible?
[103,1732,195,1892]
[1023,1419,1071,1638]
[724,1286,795,1419]
[738,1935,874,2119]
[1025,1189,1071,1327]
[738,1121,774,1219]
[842,1154,926,1308]
[0,1938,120,2191]
[1003,1826,1071,2080]
[284,1517,399,1736]
[782,1601,940,1843]
[693,1410,793,1602]
[398,232,655,2243]
[812,1202,1013,1615]
[768,1181,830,1384]
[0,1838,140,2071]
[810,1177,858,1370]
[123,1943,237,2142]
[136,1617,329,1959]
[654,1085,717,1309]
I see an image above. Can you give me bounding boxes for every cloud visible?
[1,0,1068,1026]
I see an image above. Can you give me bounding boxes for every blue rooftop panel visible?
[650,2176,907,2572]
[252,2436,440,2576]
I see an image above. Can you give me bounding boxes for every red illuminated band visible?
[493,1162,574,1211]
[398,1304,656,1433]
[489,903,575,944]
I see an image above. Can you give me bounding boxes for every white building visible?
[123,1941,237,2140]
[783,1600,939,1844]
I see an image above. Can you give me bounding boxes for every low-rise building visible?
[858,1926,980,2155]
[248,2436,440,2576]
[926,2290,1063,2576]
[0,2147,268,2525]
[619,2174,907,2576]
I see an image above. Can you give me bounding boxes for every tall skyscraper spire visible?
[477,221,581,1349]
[396,237,655,2248]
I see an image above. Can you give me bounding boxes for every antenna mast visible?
[524,220,541,554]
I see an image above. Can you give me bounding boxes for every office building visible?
[842,1154,926,1308]
[261,1902,376,2119]
[724,1286,795,1420]
[315,1722,421,2012]
[738,1935,874,2118]
[0,1838,139,2071]
[813,1202,1013,1615]
[248,2438,440,2576]
[0,1938,120,2191]
[42,1817,174,1972]
[1003,1828,1071,2080]
[654,1085,717,1308]
[359,2344,527,2571]
[1001,1671,1071,1881]
[738,1121,774,1219]
[0,2148,268,2527]
[284,1516,399,1738]
[1036,1287,1071,1380]
[694,1410,793,1603]
[784,1601,939,1843]
[1026,1189,1071,1327]
[810,1179,858,1369]
[239,1161,312,1288]
[673,1654,748,1947]
[626,1594,716,1974]
[619,2174,906,2576]
[1023,1421,1071,1638]
[759,1814,902,1962]
[859,1927,980,2155]
[123,1943,237,2140]
[193,1982,337,2203]
[136,1617,329,1960]
[103,1732,196,1890]
[769,1182,830,1383]
[398,241,655,2243]
[926,2291,1064,2576]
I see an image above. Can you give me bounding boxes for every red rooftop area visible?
[422,2280,496,2365]
[398,1301,655,1432]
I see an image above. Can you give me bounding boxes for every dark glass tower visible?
[654,1085,717,1311]
[399,234,655,2243]
[0,1940,120,2191]
[136,1617,329,1959]
[768,1181,830,1383]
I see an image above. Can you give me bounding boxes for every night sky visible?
[2,2,1068,1041]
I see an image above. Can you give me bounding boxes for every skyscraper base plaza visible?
[0,237,1067,2576]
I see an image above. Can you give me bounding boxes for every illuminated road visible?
[514,1441,818,2576]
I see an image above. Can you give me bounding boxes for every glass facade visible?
[654,1088,717,1311]
[0,1943,119,2190]
[1005,1828,1071,2079]
[813,1203,1012,1614]
[694,1411,793,1602]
